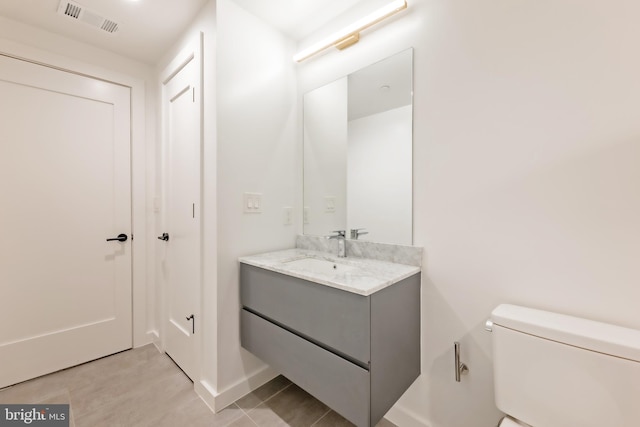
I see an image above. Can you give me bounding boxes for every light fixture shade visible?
[293,0,408,63]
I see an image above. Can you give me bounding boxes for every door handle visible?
[106,233,128,242]
[157,233,169,241]
[186,314,195,334]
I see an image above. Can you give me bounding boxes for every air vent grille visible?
[101,19,119,34]
[64,3,81,19]
[57,1,120,35]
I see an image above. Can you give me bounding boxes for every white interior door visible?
[161,45,201,381]
[0,54,132,388]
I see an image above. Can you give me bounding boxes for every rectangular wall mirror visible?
[303,48,413,245]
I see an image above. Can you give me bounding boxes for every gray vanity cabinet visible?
[240,263,421,427]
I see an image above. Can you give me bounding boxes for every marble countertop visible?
[239,248,420,296]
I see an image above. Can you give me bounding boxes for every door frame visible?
[158,34,204,378]
[0,38,151,348]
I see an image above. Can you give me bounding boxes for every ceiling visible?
[0,0,365,64]
[232,0,364,40]
[0,0,208,64]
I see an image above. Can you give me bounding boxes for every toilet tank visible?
[490,304,640,427]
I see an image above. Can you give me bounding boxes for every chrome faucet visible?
[350,228,368,240]
[326,230,346,257]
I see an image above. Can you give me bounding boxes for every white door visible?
[0,55,132,388]
[161,45,201,381]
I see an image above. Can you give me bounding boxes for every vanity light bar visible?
[293,0,408,63]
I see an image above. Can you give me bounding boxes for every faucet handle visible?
[327,230,346,239]
[350,228,368,239]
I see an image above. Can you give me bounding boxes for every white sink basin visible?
[283,257,360,275]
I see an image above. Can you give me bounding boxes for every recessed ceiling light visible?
[379,85,391,92]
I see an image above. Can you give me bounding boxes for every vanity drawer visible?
[240,264,370,365]
[241,309,370,427]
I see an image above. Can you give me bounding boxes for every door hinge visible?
[192,87,195,103]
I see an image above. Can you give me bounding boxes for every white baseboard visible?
[195,365,279,413]
[194,379,218,413]
[386,404,430,427]
[132,330,155,349]
[145,330,161,350]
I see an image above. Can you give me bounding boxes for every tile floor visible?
[0,345,397,427]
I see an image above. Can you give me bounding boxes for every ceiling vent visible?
[57,1,119,35]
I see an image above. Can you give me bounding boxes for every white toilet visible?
[488,304,640,427]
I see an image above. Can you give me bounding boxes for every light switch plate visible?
[244,193,263,213]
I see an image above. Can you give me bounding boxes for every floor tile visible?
[73,369,192,426]
[313,410,354,427]
[247,384,329,427]
[244,405,289,427]
[0,370,73,404]
[71,348,187,418]
[227,413,260,427]
[35,390,76,427]
[312,409,397,427]
[235,375,291,411]
[0,382,63,404]
[146,400,245,427]
[0,345,398,427]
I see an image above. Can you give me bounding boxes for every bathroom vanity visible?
[239,248,421,427]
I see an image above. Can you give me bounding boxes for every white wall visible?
[0,16,156,349]
[216,0,298,401]
[347,105,412,245]
[303,77,348,236]
[298,0,640,426]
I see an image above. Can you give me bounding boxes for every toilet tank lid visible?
[491,304,640,363]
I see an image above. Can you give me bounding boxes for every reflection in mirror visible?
[303,49,413,245]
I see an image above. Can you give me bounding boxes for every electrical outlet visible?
[283,207,293,225]
[325,197,336,213]
[243,192,263,213]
